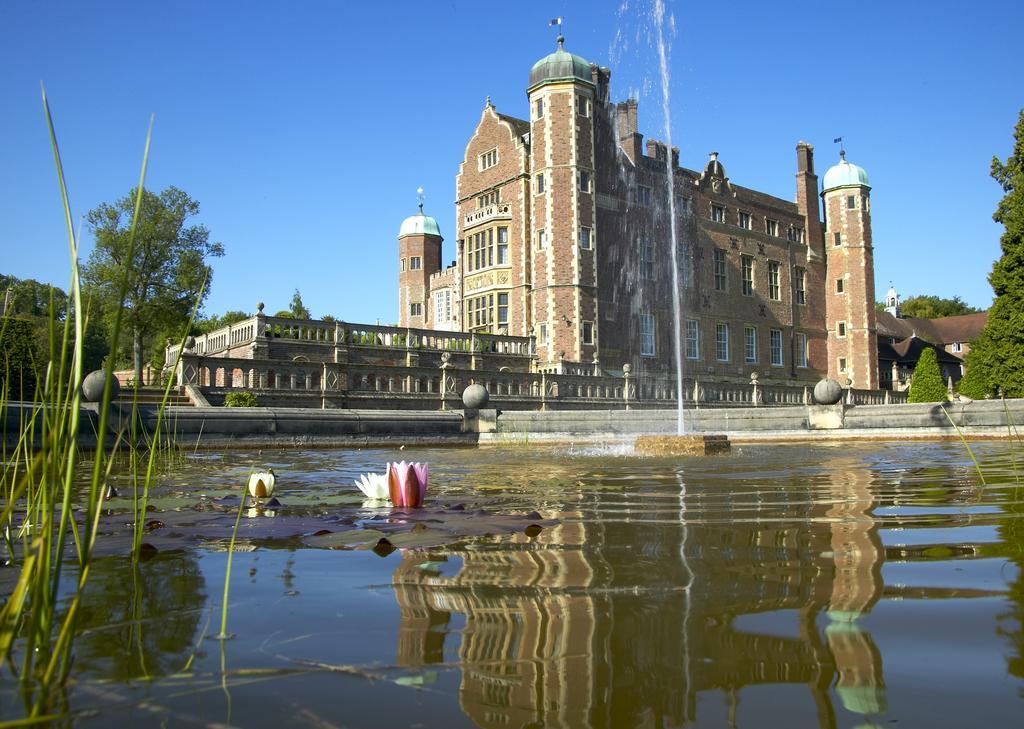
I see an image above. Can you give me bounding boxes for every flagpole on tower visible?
[833,136,845,157]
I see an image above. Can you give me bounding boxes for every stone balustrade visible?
[166,316,536,366]
[173,351,907,411]
[463,202,512,228]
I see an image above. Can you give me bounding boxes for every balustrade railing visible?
[166,316,535,366]
[464,203,512,227]
[177,351,911,410]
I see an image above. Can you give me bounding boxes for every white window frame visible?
[536,229,547,250]
[577,96,590,117]
[535,98,544,119]
[640,314,656,357]
[538,322,548,345]
[715,322,730,362]
[714,249,727,291]
[711,204,725,223]
[836,278,845,294]
[535,172,545,194]
[497,292,508,327]
[744,325,757,363]
[410,302,422,317]
[685,319,700,359]
[768,261,781,300]
[582,321,594,345]
[640,237,655,280]
[770,328,783,367]
[410,256,422,271]
[579,226,593,250]
[497,227,509,264]
[479,148,498,171]
[578,170,592,193]
[738,211,752,230]
[796,332,808,368]
[795,267,806,305]
[837,321,847,338]
[741,255,754,296]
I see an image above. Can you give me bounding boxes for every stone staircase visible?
[114,386,194,408]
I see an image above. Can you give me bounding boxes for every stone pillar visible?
[252,302,269,360]
[622,364,631,411]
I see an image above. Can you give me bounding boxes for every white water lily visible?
[247,469,276,500]
[355,472,389,501]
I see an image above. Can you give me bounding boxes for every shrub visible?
[223,390,259,407]
[908,348,948,403]
[956,366,992,399]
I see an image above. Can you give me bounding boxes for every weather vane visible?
[549,16,563,40]
[417,186,425,213]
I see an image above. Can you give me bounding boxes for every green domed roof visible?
[823,152,870,191]
[398,207,442,239]
[529,36,592,90]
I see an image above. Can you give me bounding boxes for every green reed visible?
[0,88,172,717]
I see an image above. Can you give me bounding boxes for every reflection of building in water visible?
[822,458,887,719]
[392,517,610,728]
[390,473,888,729]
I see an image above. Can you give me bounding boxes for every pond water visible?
[5,440,1024,727]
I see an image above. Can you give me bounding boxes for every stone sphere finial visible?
[813,378,843,405]
[623,363,632,374]
[82,370,119,403]
[462,383,489,410]
[750,370,760,384]
[256,302,265,313]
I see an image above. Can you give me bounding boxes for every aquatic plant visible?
[355,472,389,500]
[386,461,428,508]
[247,469,276,501]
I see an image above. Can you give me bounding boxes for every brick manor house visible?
[398,36,882,388]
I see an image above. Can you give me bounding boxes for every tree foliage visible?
[83,187,223,383]
[194,310,250,334]
[289,289,310,320]
[960,110,1024,398]
[908,347,948,403]
[900,295,981,319]
[0,317,41,398]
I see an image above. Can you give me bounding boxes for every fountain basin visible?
[634,434,731,456]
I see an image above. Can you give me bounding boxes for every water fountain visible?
[633,0,730,456]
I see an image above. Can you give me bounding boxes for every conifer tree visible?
[908,347,948,403]
[959,110,1024,398]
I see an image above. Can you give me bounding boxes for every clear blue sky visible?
[2,0,1020,322]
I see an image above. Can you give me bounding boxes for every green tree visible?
[84,187,223,384]
[908,347,948,403]
[960,110,1024,397]
[289,289,310,319]
[0,317,41,398]
[900,295,981,319]
[194,310,250,334]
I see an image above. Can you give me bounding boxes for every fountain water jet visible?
[641,0,731,456]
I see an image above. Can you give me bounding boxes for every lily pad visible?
[303,528,388,549]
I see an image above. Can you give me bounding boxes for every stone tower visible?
[884,284,901,318]
[397,205,443,328]
[822,152,878,389]
[526,35,599,368]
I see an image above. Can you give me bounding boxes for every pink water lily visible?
[386,461,428,508]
